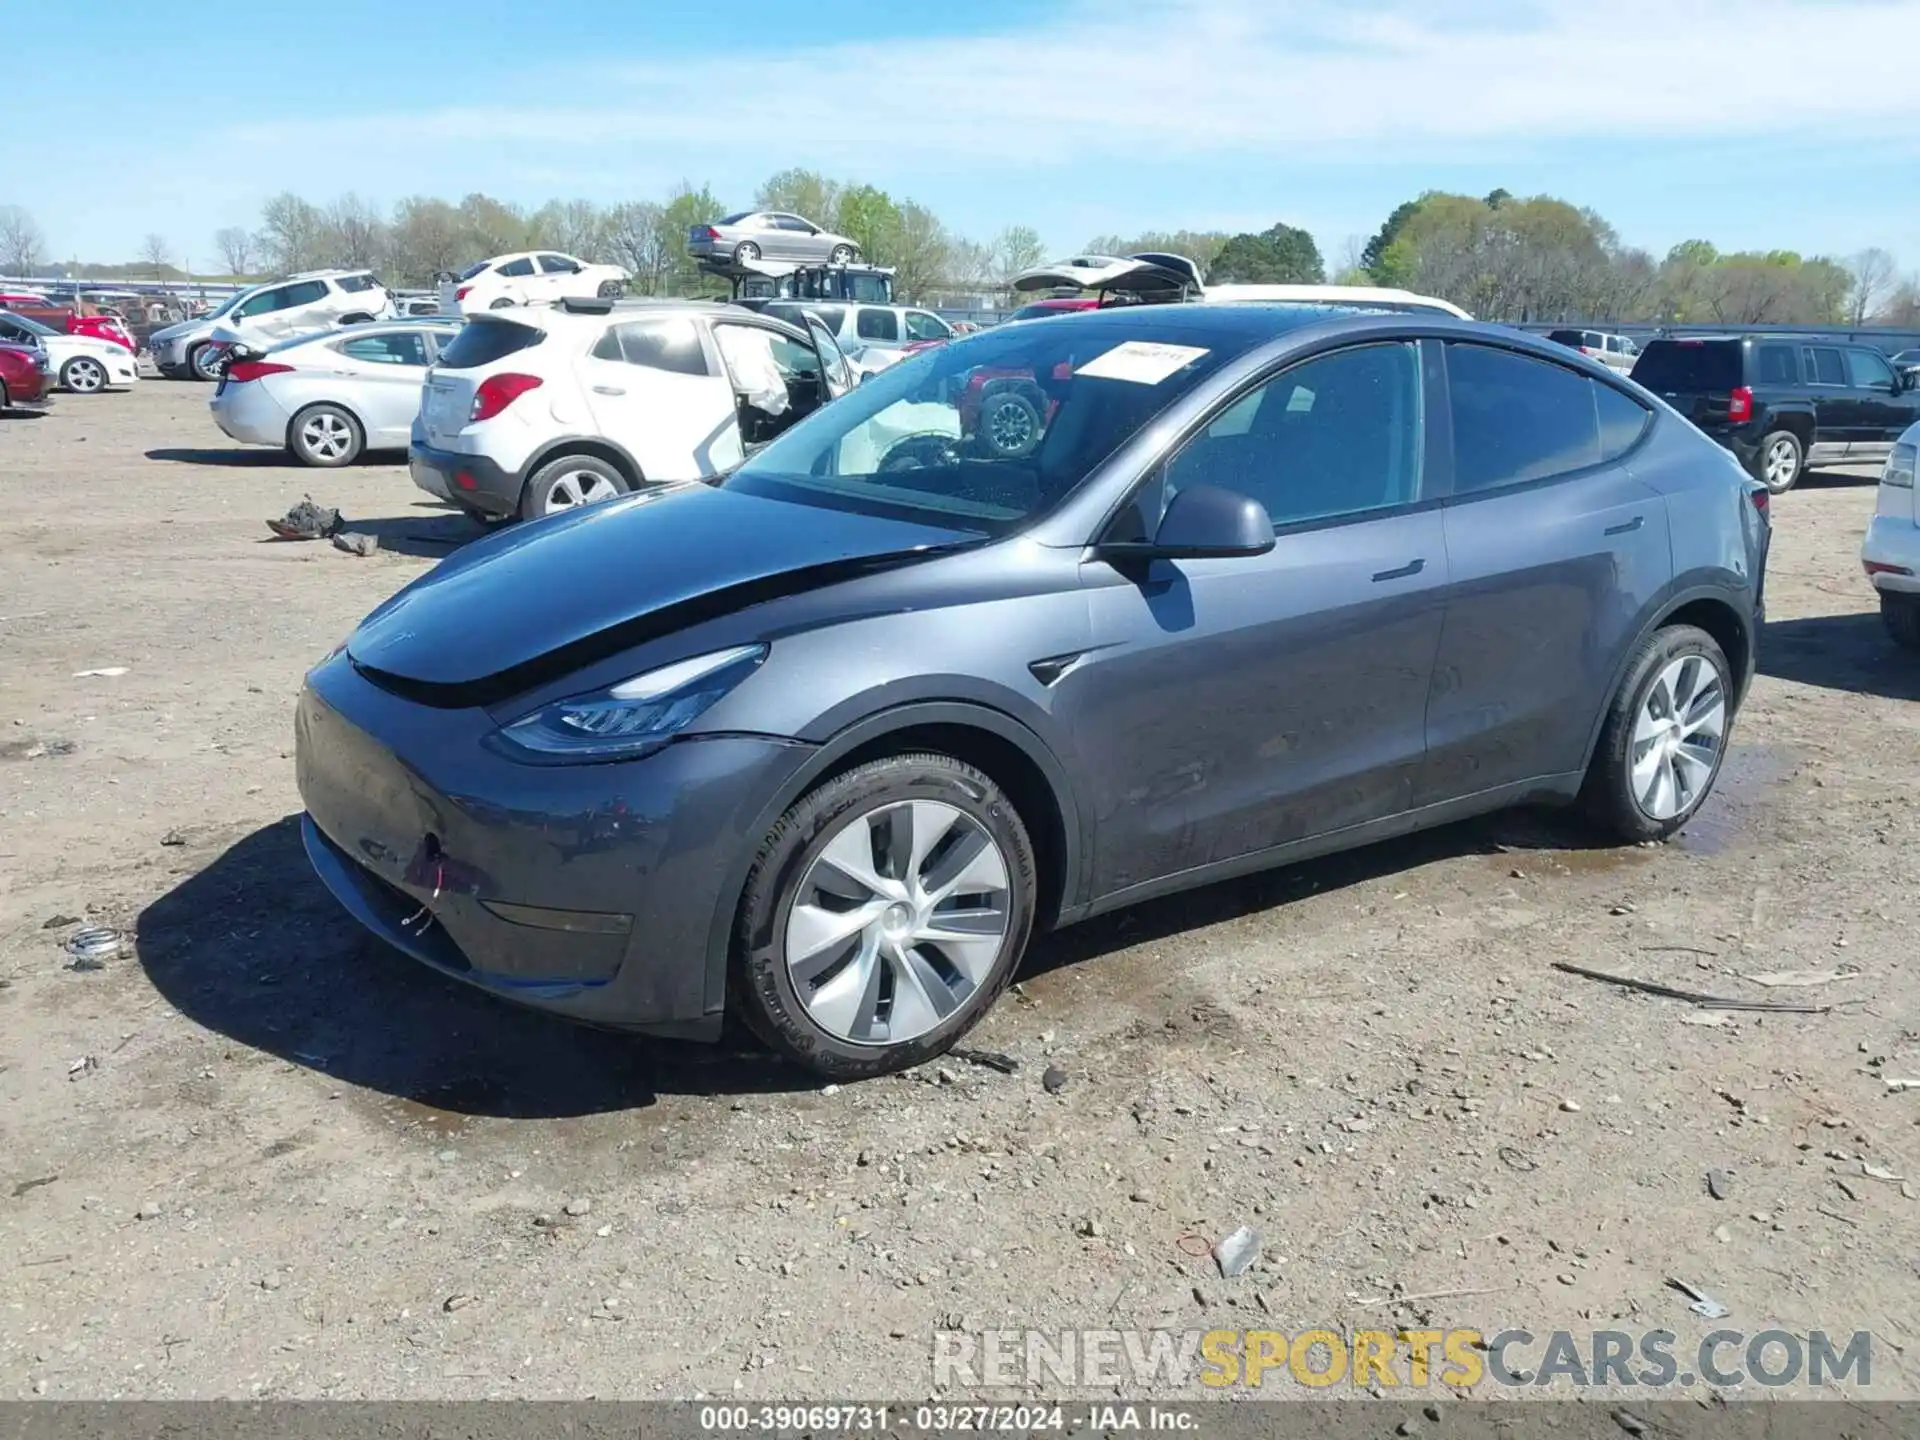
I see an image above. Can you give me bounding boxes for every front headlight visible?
[493,644,769,762]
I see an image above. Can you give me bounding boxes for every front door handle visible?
[1371,558,1426,583]
[1604,515,1644,536]
[592,385,625,396]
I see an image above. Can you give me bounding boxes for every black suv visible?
[1630,336,1920,493]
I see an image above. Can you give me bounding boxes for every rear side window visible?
[1629,341,1741,391]
[1595,384,1651,459]
[856,309,900,341]
[1806,347,1846,385]
[498,257,535,278]
[281,280,329,308]
[338,332,430,366]
[611,318,709,377]
[458,261,491,281]
[337,274,377,293]
[1755,344,1798,385]
[436,318,544,368]
[1447,343,1601,493]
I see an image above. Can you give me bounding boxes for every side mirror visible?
[1106,484,1275,561]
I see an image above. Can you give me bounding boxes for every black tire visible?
[1753,428,1803,494]
[1580,623,1733,843]
[975,386,1045,459]
[287,403,365,468]
[518,453,630,521]
[596,279,624,298]
[339,313,374,326]
[733,241,761,265]
[829,245,855,265]
[1882,592,1920,651]
[188,343,224,382]
[60,356,108,394]
[732,753,1037,1079]
[0,380,9,411]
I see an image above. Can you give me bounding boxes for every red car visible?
[0,298,136,353]
[0,340,51,410]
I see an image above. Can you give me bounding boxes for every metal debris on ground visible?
[332,531,379,557]
[71,667,128,678]
[1551,961,1832,1014]
[65,927,122,964]
[1885,1078,1920,1093]
[1744,969,1859,988]
[160,829,186,846]
[1213,1225,1262,1278]
[1706,1169,1733,1201]
[1666,1276,1730,1319]
[950,1047,1020,1075]
[41,914,80,929]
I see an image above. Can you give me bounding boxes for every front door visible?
[1057,340,1448,899]
[1845,347,1910,457]
[1419,341,1673,802]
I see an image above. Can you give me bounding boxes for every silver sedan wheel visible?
[542,468,622,511]
[300,411,356,463]
[1630,654,1726,821]
[63,357,107,393]
[1763,436,1799,491]
[785,800,1012,1046]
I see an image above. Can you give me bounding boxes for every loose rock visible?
[1042,1065,1068,1094]
[1213,1225,1262,1278]
[563,1197,592,1217]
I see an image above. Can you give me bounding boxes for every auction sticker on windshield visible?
[1075,341,1210,385]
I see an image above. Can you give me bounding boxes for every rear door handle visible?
[1371,558,1426,583]
[1604,515,1644,536]
[592,385,625,396]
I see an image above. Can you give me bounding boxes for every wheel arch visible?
[1578,582,1754,774]
[1765,407,1815,447]
[518,436,646,495]
[285,398,369,452]
[699,700,1085,1018]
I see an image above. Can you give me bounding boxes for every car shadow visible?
[334,510,491,560]
[1760,612,1920,700]
[136,816,811,1120]
[1798,465,1884,490]
[147,446,297,467]
[1,408,49,421]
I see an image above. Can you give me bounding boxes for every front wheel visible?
[1755,429,1803,494]
[1580,624,1733,843]
[488,297,516,311]
[596,279,624,298]
[61,356,108,394]
[732,754,1036,1078]
[188,343,224,382]
[289,403,365,467]
[1882,592,1920,651]
[829,245,855,265]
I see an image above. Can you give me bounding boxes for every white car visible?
[1862,423,1920,650]
[150,270,394,380]
[209,320,461,467]
[409,298,854,521]
[1547,328,1640,373]
[0,311,139,394]
[441,252,630,315]
[760,300,955,354]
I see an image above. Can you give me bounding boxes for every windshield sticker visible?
[1286,385,1317,413]
[1075,341,1210,385]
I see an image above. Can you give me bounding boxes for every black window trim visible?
[1803,345,1846,387]
[1435,338,1654,509]
[1097,335,1446,547]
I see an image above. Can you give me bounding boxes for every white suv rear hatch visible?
[421,314,547,448]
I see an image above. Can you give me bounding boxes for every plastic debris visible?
[1213,1226,1262,1278]
[1666,1276,1730,1319]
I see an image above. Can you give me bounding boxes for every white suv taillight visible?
[470,373,543,422]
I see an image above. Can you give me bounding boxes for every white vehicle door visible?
[535,253,579,300]
[577,316,735,480]
[332,329,437,447]
[490,255,537,306]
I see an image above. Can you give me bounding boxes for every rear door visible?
[1419,341,1671,803]
[1845,347,1909,457]
[333,329,435,446]
[578,316,735,480]
[1803,345,1858,446]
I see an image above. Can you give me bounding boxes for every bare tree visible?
[324,194,386,270]
[386,197,466,288]
[1848,247,1899,325]
[992,225,1045,283]
[258,193,326,274]
[213,226,256,277]
[139,233,172,278]
[607,202,669,294]
[0,205,47,276]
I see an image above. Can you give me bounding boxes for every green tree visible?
[833,185,903,262]
[993,224,1046,281]
[660,183,725,294]
[756,169,841,227]
[1208,222,1324,284]
[1361,200,1422,286]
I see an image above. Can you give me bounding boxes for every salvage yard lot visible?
[3,382,1920,1400]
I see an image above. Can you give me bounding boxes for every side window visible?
[856,308,899,342]
[1163,342,1423,529]
[337,274,376,293]
[1847,349,1897,390]
[537,254,578,274]
[338,332,429,366]
[1595,383,1651,460]
[1447,343,1601,493]
[1807,347,1846,385]
[774,215,813,233]
[613,318,709,377]
[281,280,329,308]
[498,257,535,278]
[1755,344,1799,385]
[905,310,951,341]
[233,286,289,319]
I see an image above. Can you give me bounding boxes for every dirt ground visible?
[3,381,1919,1405]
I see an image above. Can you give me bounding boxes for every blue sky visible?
[9,0,1920,273]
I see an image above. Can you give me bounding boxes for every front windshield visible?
[205,289,248,319]
[720,317,1260,536]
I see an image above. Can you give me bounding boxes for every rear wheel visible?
[188,343,224,382]
[1580,624,1733,842]
[1755,429,1803,494]
[61,356,108,394]
[733,241,761,265]
[1882,592,1920,651]
[732,754,1036,1078]
[519,453,629,521]
[288,404,364,467]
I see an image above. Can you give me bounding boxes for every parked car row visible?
[0,308,141,394]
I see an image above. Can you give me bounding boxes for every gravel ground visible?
[3,381,1919,1403]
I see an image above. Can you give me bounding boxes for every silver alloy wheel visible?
[64,357,106,393]
[1629,653,1727,821]
[784,799,1012,1046]
[542,468,621,511]
[190,345,224,381]
[985,397,1035,454]
[1763,435,1799,490]
[300,411,355,463]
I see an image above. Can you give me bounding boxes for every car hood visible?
[346,482,978,705]
[151,317,214,344]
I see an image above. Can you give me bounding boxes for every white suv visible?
[1862,422,1920,650]
[441,252,630,315]
[150,270,393,380]
[410,298,854,522]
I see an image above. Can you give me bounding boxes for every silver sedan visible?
[209,321,459,467]
[687,211,861,267]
